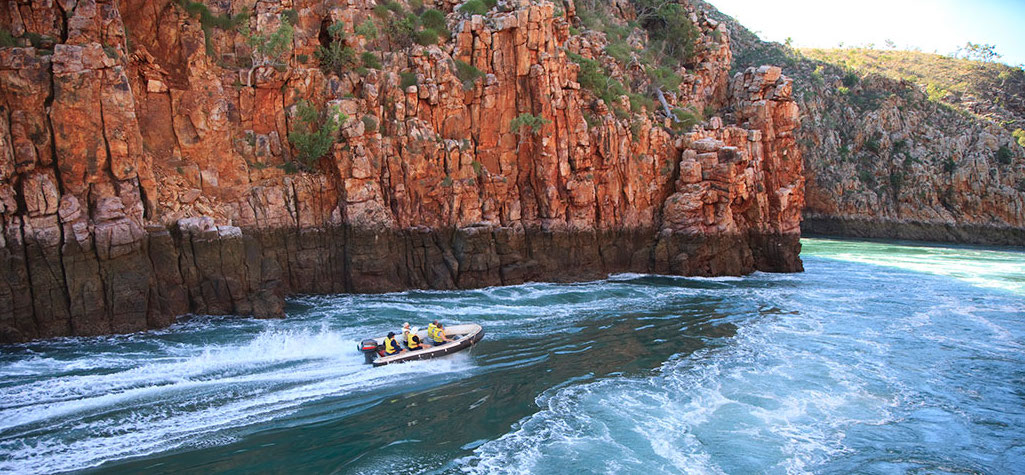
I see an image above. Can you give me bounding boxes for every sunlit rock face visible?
[0,0,802,342]
[797,73,1025,245]
[693,0,1025,246]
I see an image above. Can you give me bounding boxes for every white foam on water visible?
[4,239,1021,474]
[803,238,1025,295]
[461,302,909,474]
[461,243,1025,474]
[1,326,350,415]
[0,326,475,474]
[606,272,651,281]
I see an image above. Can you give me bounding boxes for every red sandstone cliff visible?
[0,0,802,342]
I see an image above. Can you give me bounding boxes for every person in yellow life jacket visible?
[432,322,453,345]
[383,332,404,356]
[405,326,424,351]
[426,320,439,346]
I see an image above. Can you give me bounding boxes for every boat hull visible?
[371,324,484,366]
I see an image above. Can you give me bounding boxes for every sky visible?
[707,0,1025,66]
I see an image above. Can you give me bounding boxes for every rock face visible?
[698,0,1025,246]
[796,73,1025,245]
[0,0,803,343]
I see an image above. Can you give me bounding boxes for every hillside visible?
[799,48,1025,132]
[698,0,1025,245]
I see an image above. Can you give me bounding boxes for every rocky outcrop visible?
[796,73,1025,246]
[696,0,1025,246]
[0,0,802,343]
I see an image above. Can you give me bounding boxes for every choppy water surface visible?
[1,238,1023,474]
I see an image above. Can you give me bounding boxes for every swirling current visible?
[1,238,1023,473]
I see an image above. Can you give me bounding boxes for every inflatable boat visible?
[358,324,484,367]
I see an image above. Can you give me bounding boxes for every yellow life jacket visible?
[427,323,437,341]
[433,327,446,343]
[407,332,421,349]
[384,336,399,355]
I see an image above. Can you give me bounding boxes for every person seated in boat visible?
[405,326,424,351]
[432,322,454,345]
[426,320,439,346]
[383,332,405,356]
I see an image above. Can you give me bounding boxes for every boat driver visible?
[383,332,404,356]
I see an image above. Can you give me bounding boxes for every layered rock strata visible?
[0,0,802,342]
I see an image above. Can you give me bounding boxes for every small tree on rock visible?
[957,42,1001,62]
[239,14,295,86]
[288,100,345,171]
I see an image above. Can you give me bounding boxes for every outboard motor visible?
[359,339,380,364]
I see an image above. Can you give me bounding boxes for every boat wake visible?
[0,325,472,474]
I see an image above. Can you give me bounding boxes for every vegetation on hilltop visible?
[693,0,1024,137]
[800,48,1025,130]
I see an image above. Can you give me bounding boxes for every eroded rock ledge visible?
[2,219,799,342]
[0,0,802,342]
[803,216,1025,247]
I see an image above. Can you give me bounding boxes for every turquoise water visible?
[1,238,1023,473]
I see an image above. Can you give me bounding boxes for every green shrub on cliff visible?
[361,52,381,69]
[362,115,379,133]
[373,3,450,48]
[996,145,1013,165]
[570,0,707,124]
[354,20,379,40]
[414,28,439,46]
[632,0,697,66]
[858,169,877,189]
[842,70,860,87]
[288,100,344,170]
[648,65,682,92]
[236,15,294,85]
[457,0,493,16]
[567,52,628,107]
[241,19,294,61]
[864,136,882,154]
[416,9,450,45]
[605,41,633,64]
[671,107,702,131]
[1013,129,1025,147]
[420,9,447,31]
[925,83,948,102]
[0,29,15,47]
[889,170,905,191]
[454,59,484,89]
[628,92,655,113]
[942,157,957,174]
[178,0,247,30]
[176,0,248,56]
[400,71,418,89]
[315,22,356,76]
[510,113,551,135]
[386,13,420,47]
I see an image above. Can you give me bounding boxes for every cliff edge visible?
[0,0,802,342]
